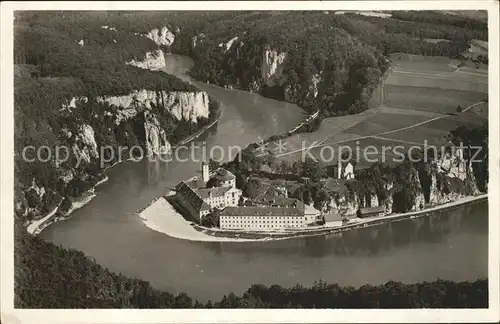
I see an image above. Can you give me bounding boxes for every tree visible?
[235,173,247,190]
[201,209,220,227]
[302,157,326,182]
[456,105,463,113]
[206,177,221,188]
[243,178,262,199]
[209,158,220,172]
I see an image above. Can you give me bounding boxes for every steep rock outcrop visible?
[261,48,287,86]
[146,27,175,46]
[218,36,239,52]
[126,50,166,70]
[324,193,360,216]
[310,73,322,98]
[98,90,210,123]
[73,124,99,164]
[61,96,88,112]
[426,147,480,205]
[143,111,171,156]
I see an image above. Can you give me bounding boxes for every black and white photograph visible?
[1,1,499,323]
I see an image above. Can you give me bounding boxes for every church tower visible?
[201,161,210,183]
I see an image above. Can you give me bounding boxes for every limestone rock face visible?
[144,111,171,156]
[97,90,210,124]
[163,91,210,122]
[61,97,88,112]
[325,193,360,216]
[126,50,166,70]
[412,192,426,211]
[261,48,287,86]
[310,73,322,98]
[73,124,99,164]
[146,27,175,46]
[428,147,480,204]
[219,36,238,52]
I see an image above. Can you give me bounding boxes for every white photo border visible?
[1,1,499,323]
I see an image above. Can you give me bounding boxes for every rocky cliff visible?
[98,90,210,123]
[126,50,166,70]
[261,48,287,87]
[146,27,175,47]
[320,148,480,217]
[143,111,171,156]
[17,87,214,228]
[426,148,480,205]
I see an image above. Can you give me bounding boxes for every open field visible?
[441,10,488,22]
[344,111,432,136]
[386,71,487,93]
[334,11,392,18]
[382,108,487,147]
[274,53,487,168]
[389,53,457,72]
[423,38,451,44]
[267,108,379,157]
[382,85,486,114]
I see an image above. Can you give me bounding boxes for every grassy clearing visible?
[274,52,487,167]
[379,106,442,118]
[270,109,378,156]
[383,84,486,116]
[442,10,488,22]
[389,54,455,72]
[382,109,487,147]
[423,38,451,44]
[343,112,431,136]
[334,11,392,18]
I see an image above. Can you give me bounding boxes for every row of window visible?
[221,216,302,221]
[221,219,304,224]
[222,223,304,229]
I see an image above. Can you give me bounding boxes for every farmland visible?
[274,52,488,168]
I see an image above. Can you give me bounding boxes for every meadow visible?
[274,53,488,169]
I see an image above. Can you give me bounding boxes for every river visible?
[40,54,488,302]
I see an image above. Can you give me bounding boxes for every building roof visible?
[220,206,305,217]
[176,182,210,212]
[213,168,235,181]
[196,186,232,199]
[324,213,343,222]
[304,204,321,216]
[252,195,302,208]
[185,177,207,189]
[359,206,386,214]
[320,177,347,194]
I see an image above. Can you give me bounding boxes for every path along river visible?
[40,54,488,301]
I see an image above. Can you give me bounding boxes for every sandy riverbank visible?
[139,196,269,242]
[138,193,487,243]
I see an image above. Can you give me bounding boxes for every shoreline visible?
[174,109,221,147]
[26,175,110,235]
[138,193,487,243]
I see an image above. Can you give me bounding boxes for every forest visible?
[15,225,488,308]
[167,11,486,117]
[14,12,220,223]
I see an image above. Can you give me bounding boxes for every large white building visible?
[219,206,307,231]
[175,163,242,221]
[218,198,321,231]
